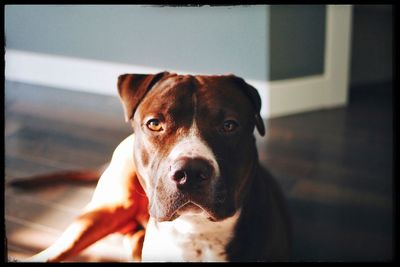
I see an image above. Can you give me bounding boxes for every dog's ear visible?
[117,71,170,122]
[230,75,265,136]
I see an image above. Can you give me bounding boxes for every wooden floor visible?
[4,80,393,262]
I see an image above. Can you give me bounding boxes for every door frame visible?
[266,5,353,118]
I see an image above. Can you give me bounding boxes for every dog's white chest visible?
[141,212,240,262]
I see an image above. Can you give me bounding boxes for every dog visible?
[11,72,291,262]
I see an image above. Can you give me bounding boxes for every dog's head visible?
[118,72,265,222]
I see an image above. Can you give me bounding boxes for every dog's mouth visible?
[175,201,210,217]
[176,202,204,215]
[168,201,215,221]
[149,178,234,222]
[151,193,224,222]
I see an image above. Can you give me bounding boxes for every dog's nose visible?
[170,157,214,188]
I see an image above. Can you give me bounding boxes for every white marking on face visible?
[141,210,241,262]
[167,118,220,178]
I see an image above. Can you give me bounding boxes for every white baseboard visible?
[4,49,162,96]
[5,49,271,118]
[268,75,334,118]
[5,49,346,120]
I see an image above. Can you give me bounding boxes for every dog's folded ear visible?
[117,71,170,122]
[230,76,266,136]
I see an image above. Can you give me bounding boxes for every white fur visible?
[167,117,220,178]
[141,211,240,262]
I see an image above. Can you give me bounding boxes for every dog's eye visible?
[146,119,163,131]
[223,120,239,132]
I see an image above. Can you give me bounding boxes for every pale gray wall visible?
[5,5,331,84]
[5,5,269,81]
[270,5,326,81]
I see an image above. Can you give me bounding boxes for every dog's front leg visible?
[28,203,138,262]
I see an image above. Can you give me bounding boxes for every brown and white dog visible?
[12,72,291,262]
